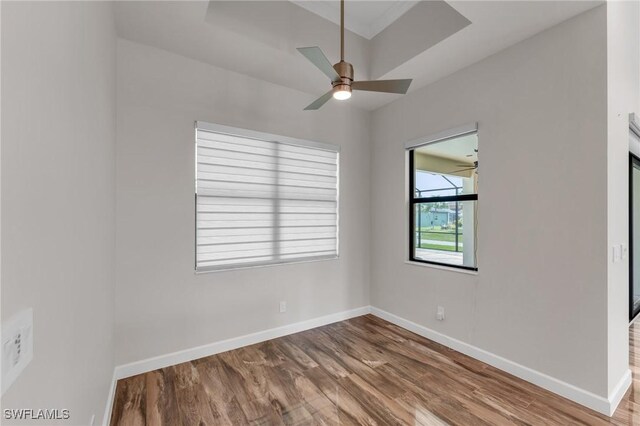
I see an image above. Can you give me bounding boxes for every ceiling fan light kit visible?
[333,86,352,100]
[297,0,413,110]
[332,61,353,100]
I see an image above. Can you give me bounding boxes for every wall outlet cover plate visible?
[1,308,34,395]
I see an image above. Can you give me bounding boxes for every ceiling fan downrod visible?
[340,0,344,62]
[332,0,353,100]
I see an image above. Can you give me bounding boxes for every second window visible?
[408,131,478,270]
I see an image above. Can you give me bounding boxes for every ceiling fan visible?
[450,160,478,174]
[297,0,413,110]
[449,149,479,174]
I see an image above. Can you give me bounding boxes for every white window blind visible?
[195,122,339,272]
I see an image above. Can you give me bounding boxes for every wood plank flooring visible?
[110,315,640,425]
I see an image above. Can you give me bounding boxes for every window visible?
[407,125,478,270]
[195,122,339,272]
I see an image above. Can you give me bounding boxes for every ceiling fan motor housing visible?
[332,61,353,92]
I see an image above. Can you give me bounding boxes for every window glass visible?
[409,133,478,270]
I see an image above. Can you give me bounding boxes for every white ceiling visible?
[290,0,419,39]
[382,0,602,93]
[114,1,603,111]
[416,133,478,164]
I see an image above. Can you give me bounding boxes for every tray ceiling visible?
[115,1,603,111]
[289,0,419,39]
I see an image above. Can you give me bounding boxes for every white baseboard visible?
[102,305,371,423]
[370,306,630,417]
[608,368,632,416]
[101,369,117,426]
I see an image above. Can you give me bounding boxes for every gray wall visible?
[605,0,640,395]
[370,6,611,396]
[1,1,117,424]
[1,0,636,420]
[114,39,371,364]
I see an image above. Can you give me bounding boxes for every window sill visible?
[404,260,478,275]
[196,255,339,274]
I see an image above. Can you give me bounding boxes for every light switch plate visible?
[2,308,33,395]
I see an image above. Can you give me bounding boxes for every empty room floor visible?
[110,315,640,425]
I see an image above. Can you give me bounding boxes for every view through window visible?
[409,132,478,270]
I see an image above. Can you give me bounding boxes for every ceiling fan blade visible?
[304,90,334,110]
[297,47,341,82]
[352,79,412,94]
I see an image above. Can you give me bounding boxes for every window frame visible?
[194,121,340,273]
[629,152,640,321]
[629,114,640,320]
[407,125,478,272]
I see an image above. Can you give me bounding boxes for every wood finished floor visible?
[110,315,640,425]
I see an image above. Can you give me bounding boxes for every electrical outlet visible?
[436,306,445,321]
[279,301,287,313]
[2,308,33,395]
